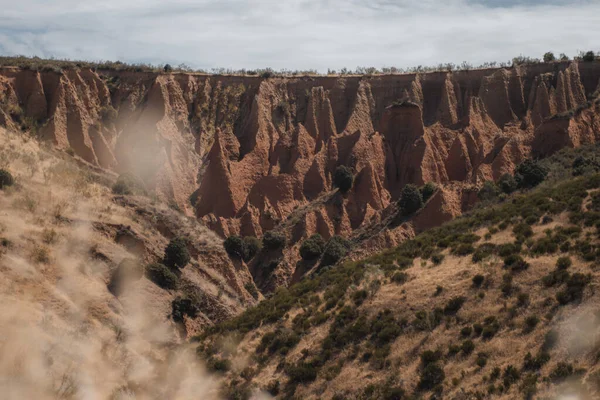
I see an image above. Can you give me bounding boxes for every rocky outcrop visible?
[1,61,600,288]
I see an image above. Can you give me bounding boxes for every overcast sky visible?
[0,0,598,72]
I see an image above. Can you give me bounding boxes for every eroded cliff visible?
[1,61,600,289]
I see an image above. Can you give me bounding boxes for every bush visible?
[523,315,539,333]
[418,363,445,391]
[444,296,466,315]
[421,182,437,202]
[504,254,529,272]
[145,262,178,290]
[333,166,354,193]
[243,236,261,260]
[481,316,500,339]
[263,231,286,250]
[0,169,14,189]
[431,253,444,265]
[498,173,518,194]
[476,353,488,368]
[391,271,409,284]
[556,256,572,270]
[523,351,550,371]
[582,51,595,62]
[286,361,319,384]
[224,235,245,259]
[461,326,473,337]
[300,234,326,260]
[550,362,574,382]
[557,273,590,304]
[478,181,500,201]
[163,237,190,269]
[503,365,521,388]
[461,340,475,355]
[472,274,485,287]
[172,296,199,323]
[515,160,548,188]
[543,52,555,63]
[321,236,351,267]
[398,184,423,216]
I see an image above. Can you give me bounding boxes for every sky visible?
[0,0,598,72]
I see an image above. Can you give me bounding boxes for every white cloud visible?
[0,0,598,72]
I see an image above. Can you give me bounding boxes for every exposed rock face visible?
[1,62,600,288]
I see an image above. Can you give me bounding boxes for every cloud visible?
[0,0,598,71]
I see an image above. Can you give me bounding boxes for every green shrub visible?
[418,363,445,391]
[501,272,514,295]
[543,52,555,63]
[262,231,286,250]
[421,182,438,202]
[244,282,259,299]
[321,236,351,267]
[513,222,533,238]
[333,166,354,193]
[163,237,190,268]
[431,253,444,265]
[472,274,485,287]
[207,357,231,373]
[444,296,466,315]
[257,328,300,355]
[472,243,496,262]
[145,262,178,290]
[172,296,199,323]
[420,349,443,365]
[300,234,326,260]
[550,362,574,382]
[556,273,590,304]
[503,365,521,388]
[517,292,530,307]
[224,235,245,259]
[478,181,500,201]
[352,289,368,305]
[582,51,595,62]
[523,351,550,371]
[476,353,488,368]
[448,344,461,356]
[461,326,473,337]
[243,236,261,260]
[481,316,500,339]
[398,184,423,216]
[504,254,529,272]
[523,315,539,333]
[0,169,14,189]
[461,340,475,355]
[556,256,572,270]
[515,160,548,188]
[391,271,409,284]
[286,361,319,383]
[453,243,475,256]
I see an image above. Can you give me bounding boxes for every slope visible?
[197,145,600,400]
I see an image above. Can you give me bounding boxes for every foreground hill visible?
[198,145,600,399]
[1,59,600,291]
[0,128,258,398]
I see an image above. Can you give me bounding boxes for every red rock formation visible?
[1,61,600,288]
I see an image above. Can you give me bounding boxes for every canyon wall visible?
[1,62,599,287]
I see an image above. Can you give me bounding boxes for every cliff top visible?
[1,54,599,79]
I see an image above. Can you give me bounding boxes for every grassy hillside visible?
[197,145,600,399]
